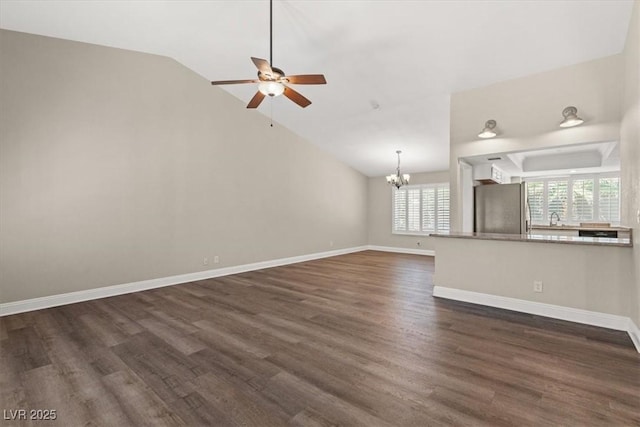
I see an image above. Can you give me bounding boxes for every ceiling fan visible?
[210,0,326,109]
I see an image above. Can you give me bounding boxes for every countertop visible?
[531,224,631,231]
[429,231,632,247]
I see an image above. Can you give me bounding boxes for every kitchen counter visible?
[431,232,635,336]
[531,225,631,232]
[429,231,632,247]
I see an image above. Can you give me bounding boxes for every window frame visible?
[391,183,450,236]
[523,172,620,225]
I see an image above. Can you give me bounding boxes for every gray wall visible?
[0,30,368,303]
[620,0,640,326]
[367,171,449,251]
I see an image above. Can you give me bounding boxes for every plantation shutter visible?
[547,180,568,221]
[422,188,436,231]
[571,178,594,222]
[436,186,450,232]
[525,174,619,226]
[391,183,450,235]
[393,189,407,232]
[598,177,620,223]
[407,189,421,232]
[526,181,545,223]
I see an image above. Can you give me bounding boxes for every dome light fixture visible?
[478,120,497,139]
[559,106,584,128]
[386,150,410,189]
[258,81,285,97]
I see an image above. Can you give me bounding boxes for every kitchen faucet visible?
[549,211,560,226]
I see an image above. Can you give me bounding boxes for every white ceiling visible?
[0,1,634,177]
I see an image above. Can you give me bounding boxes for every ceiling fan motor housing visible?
[258,67,284,81]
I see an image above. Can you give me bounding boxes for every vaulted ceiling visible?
[0,1,634,176]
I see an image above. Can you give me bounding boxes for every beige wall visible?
[620,1,640,326]
[0,30,368,303]
[449,55,623,232]
[367,171,449,251]
[434,238,634,319]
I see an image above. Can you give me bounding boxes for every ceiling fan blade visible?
[211,79,260,85]
[251,57,274,79]
[283,86,312,108]
[285,74,327,85]
[246,91,266,109]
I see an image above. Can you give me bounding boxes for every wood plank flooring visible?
[1,250,639,426]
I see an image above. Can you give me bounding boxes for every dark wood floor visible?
[1,251,639,426]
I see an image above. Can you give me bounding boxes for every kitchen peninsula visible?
[430,230,637,347]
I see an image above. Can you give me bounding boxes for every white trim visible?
[433,286,640,353]
[628,318,640,352]
[0,246,368,317]
[367,245,435,256]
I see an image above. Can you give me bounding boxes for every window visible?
[598,176,620,223]
[525,173,620,225]
[393,183,450,234]
[571,178,594,222]
[526,181,545,224]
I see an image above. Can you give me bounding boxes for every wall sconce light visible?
[478,120,497,139]
[559,106,584,128]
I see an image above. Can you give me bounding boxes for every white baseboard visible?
[0,246,368,317]
[628,319,640,352]
[367,245,435,256]
[433,286,640,353]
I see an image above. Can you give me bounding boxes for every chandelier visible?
[386,150,410,189]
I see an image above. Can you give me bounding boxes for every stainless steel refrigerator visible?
[474,183,528,234]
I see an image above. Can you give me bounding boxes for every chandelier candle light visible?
[386,150,410,189]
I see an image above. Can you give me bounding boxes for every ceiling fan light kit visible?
[210,0,326,109]
[258,81,285,97]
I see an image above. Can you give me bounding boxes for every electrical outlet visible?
[203,257,209,266]
[214,255,219,264]
[329,240,334,247]
[533,280,543,293]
